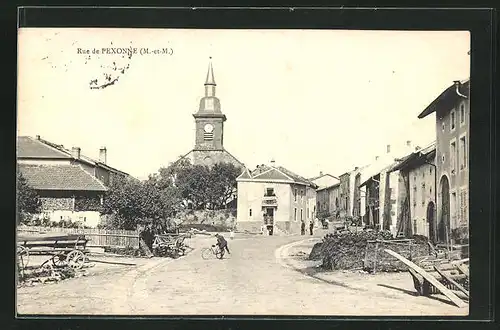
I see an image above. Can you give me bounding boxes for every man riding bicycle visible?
[215,233,230,257]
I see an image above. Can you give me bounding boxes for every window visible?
[430,167,433,174]
[442,154,445,164]
[294,208,297,221]
[413,186,417,206]
[300,209,303,221]
[442,122,446,132]
[451,110,456,131]
[294,188,298,202]
[451,192,457,227]
[460,103,465,125]
[460,189,468,225]
[460,135,467,170]
[421,183,426,205]
[249,209,252,217]
[450,140,457,174]
[266,188,275,196]
[430,186,432,195]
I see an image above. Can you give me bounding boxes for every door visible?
[265,208,274,236]
[427,201,436,243]
[439,176,450,243]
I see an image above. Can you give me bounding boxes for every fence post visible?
[409,240,412,260]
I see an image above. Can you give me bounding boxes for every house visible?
[310,172,340,190]
[359,142,416,235]
[236,161,317,235]
[388,143,437,240]
[316,182,341,220]
[417,79,470,243]
[335,165,369,222]
[17,135,129,227]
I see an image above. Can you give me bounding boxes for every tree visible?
[16,171,41,224]
[206,163,242,209]
[102,175,183,231]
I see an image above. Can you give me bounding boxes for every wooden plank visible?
[456,264,469,277]
[433,265,469,298]
[450,258,469,265]
[384,248,468,308]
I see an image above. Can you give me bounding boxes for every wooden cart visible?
[17,233,89,272]
[151,233,190,258]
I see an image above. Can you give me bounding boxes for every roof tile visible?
[19,164,107,192]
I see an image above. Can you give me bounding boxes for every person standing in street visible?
[309,218,314,235]
[301,221,306,235]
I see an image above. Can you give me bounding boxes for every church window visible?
[249,209,252,217]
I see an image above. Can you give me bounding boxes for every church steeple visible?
[197,57,222,114]
[205,57,216,97]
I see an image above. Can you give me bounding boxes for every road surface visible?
[17,233,468,316]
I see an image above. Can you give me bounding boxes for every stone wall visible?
[173,209,237,228]
[40,197,73,211]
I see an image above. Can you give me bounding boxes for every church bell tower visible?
[193,58,226,151]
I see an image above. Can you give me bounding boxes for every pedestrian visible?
[309,219,314,235]
[301,221,306,235]
[230,229,235,240]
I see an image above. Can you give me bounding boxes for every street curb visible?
[274,237,321,270]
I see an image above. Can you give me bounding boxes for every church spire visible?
[205,57,216,86]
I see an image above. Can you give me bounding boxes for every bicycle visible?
[201,244,224,260]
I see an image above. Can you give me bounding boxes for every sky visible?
[17,28,470,180]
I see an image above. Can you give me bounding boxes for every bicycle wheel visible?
[201,248,213,260]
[215,248,224,260]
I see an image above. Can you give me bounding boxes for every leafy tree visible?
[16,170,41,224]
[206,163,242,209]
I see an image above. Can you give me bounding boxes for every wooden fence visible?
[17,226,140,248]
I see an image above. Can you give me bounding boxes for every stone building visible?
[17,135,129,227]
[417,79,470,243]
[388,143,437,240]
[236,161,317,235]
[177,59,243,169]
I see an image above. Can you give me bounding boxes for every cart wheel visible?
[66,250,86,270]
[52,253,68,267]
[17,246,30,269]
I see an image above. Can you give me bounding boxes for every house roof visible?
[17,136,71,159]
[237,164,317,188]
[309,173,339,181]
[19,164,107,192]
[388,142,436,173]
[418,79,470,119]
[17,136,129,176]
[316,182,340,192]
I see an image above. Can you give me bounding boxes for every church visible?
[176,59,244,168]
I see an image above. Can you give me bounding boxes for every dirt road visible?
[16,233,468,316]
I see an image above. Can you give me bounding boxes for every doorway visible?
[427,201,436,243]
[265,208,274,236]
[439,176,450,243]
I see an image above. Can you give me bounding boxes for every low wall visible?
[173,209,237,229]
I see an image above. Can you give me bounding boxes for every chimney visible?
[270,159,276,167]
[406,140,411,147]
[354,166,359,171]
[375,156,379,161]
[319,171,323,176]
[99,147,107,164]
[386,144,391,153]
[35,135,41,140]
[415,146,421,151]
[71,147,81,159]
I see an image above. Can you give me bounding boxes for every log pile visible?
[315,230,393,270]
[310,231,433,272]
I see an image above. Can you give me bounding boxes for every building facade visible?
[389,143,437,240]
[17,135,129,227]
[418,79,470,243]
[316,183,341,219]
[236,163,317,235]
[178,59,243,169]
[310,172,340,190]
